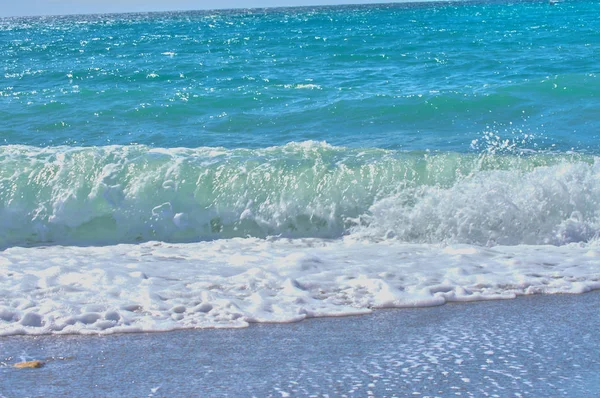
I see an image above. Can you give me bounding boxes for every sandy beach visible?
[3,291,600,397]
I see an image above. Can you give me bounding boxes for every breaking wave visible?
[1,141,599,247]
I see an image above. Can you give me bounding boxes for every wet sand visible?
[2,292,600,397]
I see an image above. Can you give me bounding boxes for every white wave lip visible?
[355,160,600,245]
[1,239,600,336]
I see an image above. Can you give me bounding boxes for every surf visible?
[1,142,598,247]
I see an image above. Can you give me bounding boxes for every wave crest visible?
[0,142,598,247]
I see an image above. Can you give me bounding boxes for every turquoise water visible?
[0,0,599,247]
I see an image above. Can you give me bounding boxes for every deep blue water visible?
[1,0,598,151]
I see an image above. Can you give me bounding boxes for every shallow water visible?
[3,293,600,396]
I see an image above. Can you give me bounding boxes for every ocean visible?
[0,0,599,335]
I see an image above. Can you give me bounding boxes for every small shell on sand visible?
[14,360,44,369]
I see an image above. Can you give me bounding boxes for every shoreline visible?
[3,291,600,397]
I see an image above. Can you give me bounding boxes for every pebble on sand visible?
[14,360,44,369]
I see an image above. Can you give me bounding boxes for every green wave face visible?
[1,142,598,247]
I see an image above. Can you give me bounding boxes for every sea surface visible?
[0,0,599,335]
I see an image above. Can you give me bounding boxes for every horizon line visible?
[0,0,496,19]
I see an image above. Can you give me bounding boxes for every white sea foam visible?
[1,238,599,335]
